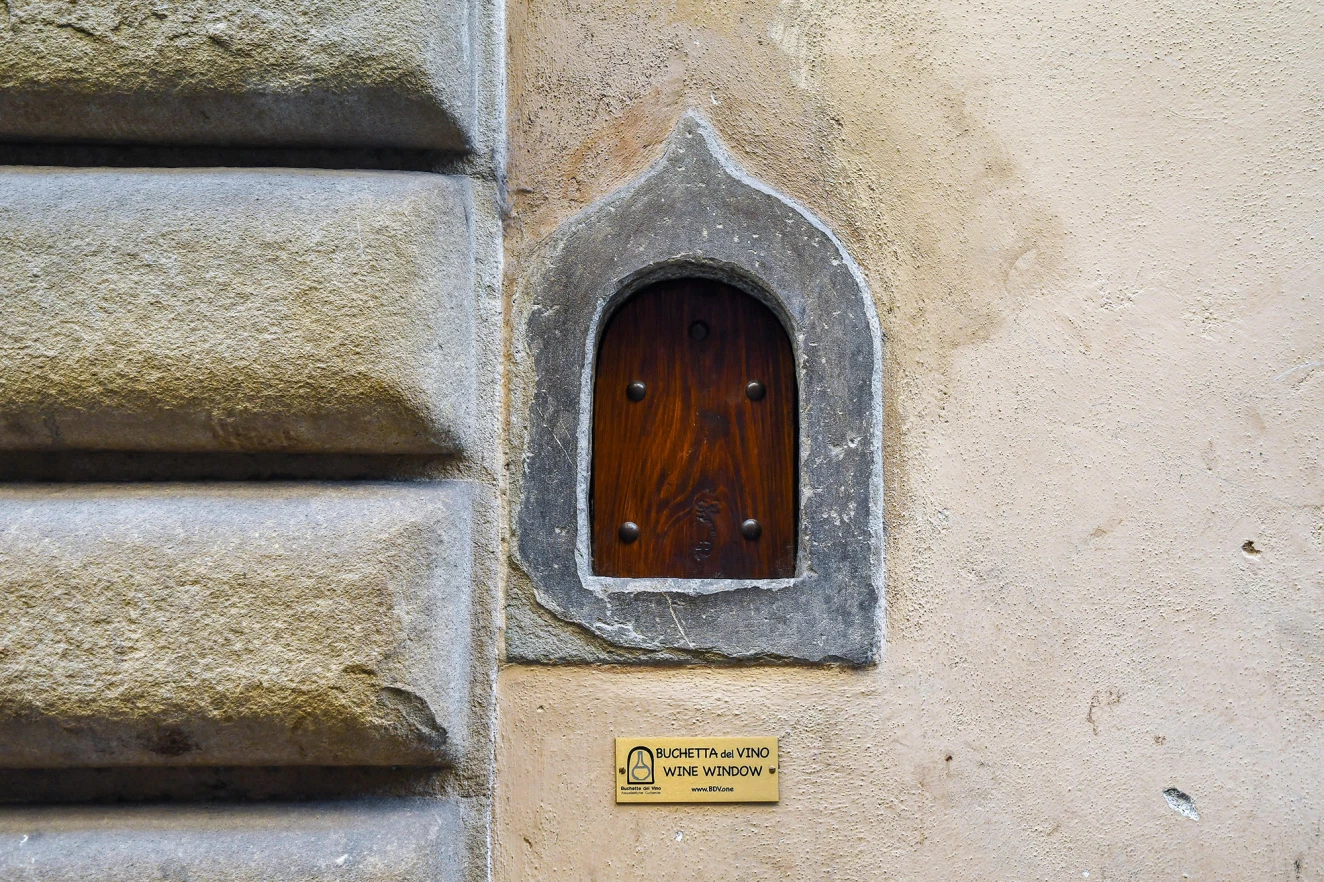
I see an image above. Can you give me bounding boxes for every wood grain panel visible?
[591,279,797,578]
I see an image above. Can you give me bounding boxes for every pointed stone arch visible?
[511,113,884,664]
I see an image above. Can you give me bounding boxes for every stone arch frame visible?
[512,113,884,664]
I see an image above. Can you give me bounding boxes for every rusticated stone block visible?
[0,0,474,149]
[0,801,464,881]
[0,169,474,454]
[0,483,474,767]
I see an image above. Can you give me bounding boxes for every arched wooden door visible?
[591,279,797,579]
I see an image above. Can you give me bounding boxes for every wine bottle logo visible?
[626,746,654,784]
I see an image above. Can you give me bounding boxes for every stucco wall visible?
[497,0,1323,878]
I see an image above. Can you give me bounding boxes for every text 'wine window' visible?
[591,279,797,579]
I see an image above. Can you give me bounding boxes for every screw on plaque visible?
[746,380,766,401]
[619,767,626,775]
[619,521,640,543]
[626,381,646,401]
[688,320,709,341]
[740,519,762,540]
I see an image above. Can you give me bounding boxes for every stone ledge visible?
[0,483,474,767]
[0,800,464,882]
[0,0,474,149]
[0,169,475,454]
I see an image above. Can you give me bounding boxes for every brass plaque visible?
[615,737,779,803]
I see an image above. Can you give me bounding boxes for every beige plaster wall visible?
[498,0,1324,878]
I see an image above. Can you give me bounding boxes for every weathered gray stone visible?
[0,801,464,881]
[0,483,474,767]
[0,169,474,454]
[0,0,474,149]
[510,114,884,665]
